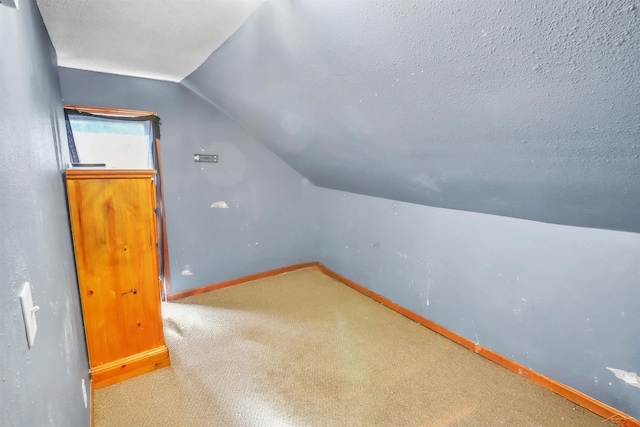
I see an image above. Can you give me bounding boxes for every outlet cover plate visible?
[82,379,88,408]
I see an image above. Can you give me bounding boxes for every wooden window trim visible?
[64,105,157,117]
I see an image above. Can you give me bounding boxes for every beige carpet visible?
[94,267,616,426]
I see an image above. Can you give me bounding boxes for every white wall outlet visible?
[19,282,39,348]
[81,379,88,409]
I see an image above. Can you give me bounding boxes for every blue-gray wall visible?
[179,0,640,419]
[58,68,318,293]
[184,0,640,233]
[313,187,640,418]
[0,1,91,425]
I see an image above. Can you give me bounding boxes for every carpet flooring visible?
[94,267,616,426]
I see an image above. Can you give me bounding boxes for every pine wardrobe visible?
[66,169,170,389]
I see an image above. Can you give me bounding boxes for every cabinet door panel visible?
[67,173,164,366]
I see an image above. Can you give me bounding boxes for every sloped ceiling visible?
[37,0,263,82]
[184,0,640,233]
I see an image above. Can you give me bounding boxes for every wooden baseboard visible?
[92,346,171,390]
[90,379,94,427]
[315,264,640,427]
[167,262,320,301]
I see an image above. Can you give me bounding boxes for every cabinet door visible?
[67,175,164,366]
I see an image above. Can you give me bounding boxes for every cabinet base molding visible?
[92,346,171,390]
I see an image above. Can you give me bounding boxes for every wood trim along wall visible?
[314,264,640,427]
[154,137,171,297]
[166,262,320,301]
[90,380,94,427]
[64,105,157,117]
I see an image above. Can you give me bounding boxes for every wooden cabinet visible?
[66,169,170,389]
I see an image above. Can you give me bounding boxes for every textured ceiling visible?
[184,0,640,233]
[36,0,263,82]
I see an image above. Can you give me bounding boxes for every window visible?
[68,115,153,169]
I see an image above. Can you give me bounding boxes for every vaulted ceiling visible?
[37,0,263,81]
[38,0,640,233]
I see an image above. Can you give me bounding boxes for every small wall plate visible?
[194,154,218,163]
[19,282,38,348]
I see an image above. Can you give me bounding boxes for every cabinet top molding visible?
[66,169,157,180]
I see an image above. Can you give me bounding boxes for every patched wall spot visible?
[211,201,229,209]
[607,367,640,388]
